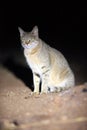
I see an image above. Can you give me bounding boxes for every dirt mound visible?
[0,66,87,130]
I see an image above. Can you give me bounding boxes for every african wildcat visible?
[18,26,75,94]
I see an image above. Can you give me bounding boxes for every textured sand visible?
[0,66,87,130]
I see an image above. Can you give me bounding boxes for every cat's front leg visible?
[41,68,50,94]
[41,81,48,94]
[33,73,40,94]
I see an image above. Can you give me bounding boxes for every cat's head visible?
[18,26,39,49]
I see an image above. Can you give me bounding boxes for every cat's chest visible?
[25,54,42,74]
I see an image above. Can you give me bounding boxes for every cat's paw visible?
[31,91,40,95]
[40,91,48,95]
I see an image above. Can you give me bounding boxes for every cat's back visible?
[48,45,69,68]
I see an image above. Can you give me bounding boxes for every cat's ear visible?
[31,26,38,37]
[18,27,25,37]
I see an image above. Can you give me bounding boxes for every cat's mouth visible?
[22,41,38,49]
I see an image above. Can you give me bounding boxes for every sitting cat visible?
[18,26,75,94]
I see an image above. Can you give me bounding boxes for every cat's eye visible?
[21,39,25,42]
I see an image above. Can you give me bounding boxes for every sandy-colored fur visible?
[18,26,75,94]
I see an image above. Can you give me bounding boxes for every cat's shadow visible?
[3,58,33,91]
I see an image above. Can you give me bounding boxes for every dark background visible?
[1,6,87,55]
[0,4,87,85]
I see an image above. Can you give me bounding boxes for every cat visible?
[18,26,75,94]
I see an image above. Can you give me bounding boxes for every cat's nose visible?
[25,40,30,45]
[25,41,29,45]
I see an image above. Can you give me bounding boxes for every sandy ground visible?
[0,65,87,130]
